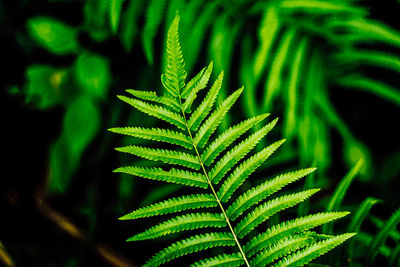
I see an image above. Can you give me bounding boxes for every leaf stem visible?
[178,96,250,267]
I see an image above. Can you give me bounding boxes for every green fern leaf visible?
[201,113,270,166]
[227,168,316,220]
[119,194,217,220]
[109,127,192,149]
[144,232,236,267]
[235,189,320,239]
[274,233,356,267]
[114,166,207,188]
[209,118,278,184]
[190,253,244,267]
[244,212,350,257]
[193,87,243,148]
[251,234,314,266]
[163,13,187,97]
[116,146,200,169]
[117,96,186,129]
[182,61,213,111]
[187,71,223,131]
[127,213,225,241]
[126,89,181,111]
[218,139,285,202]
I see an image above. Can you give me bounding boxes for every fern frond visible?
[187,71,223,131]
[227,168,316,220]
[250,234,314,266]
[218,139,286,202]
[182,61,213,111]
[193,87,243,148]
[116,146,200,169]
[163,13,186,97]
[201,113,270,166]
[144,232,236,267]
[126,89,180,111]
[191,253,244,267]
[109,127,192,149]
[119,194,217,220]
[114,14,354,266]
[127,213,225,241]
[274,233,356,267]
[244,212,350,256]
[209,118,278,184]
[114,166,207,188]
[235,189,320,238]
[117,95,186,129]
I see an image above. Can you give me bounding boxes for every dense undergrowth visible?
[0,0,399,266]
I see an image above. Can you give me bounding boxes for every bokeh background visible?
[1,0,400,266]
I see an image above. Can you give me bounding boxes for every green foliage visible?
[24,65,68,109]
[27,17,79,55]
[50,96,100,193]
[345,204,400,266]
[75,52,111,98]
[109,0,125,34]
[112,14,353,266]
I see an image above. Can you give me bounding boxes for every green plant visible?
[111,13,354,266]
[347,203,400,266]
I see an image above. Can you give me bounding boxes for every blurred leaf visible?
[344,140,372,181]
[181,1,217,72]
[323,158,364,234]
[49,97,100,193]
[27,17,79,54]
[75,52,111,98]
[143,0,167,64]
[25,65,68,109]
[64,97,100,157]
[109,0,125,34]
[120,0,143,51]
[84,0,110,42]
[253,5,280,84]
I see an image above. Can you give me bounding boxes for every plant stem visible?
[178,97,250,267]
